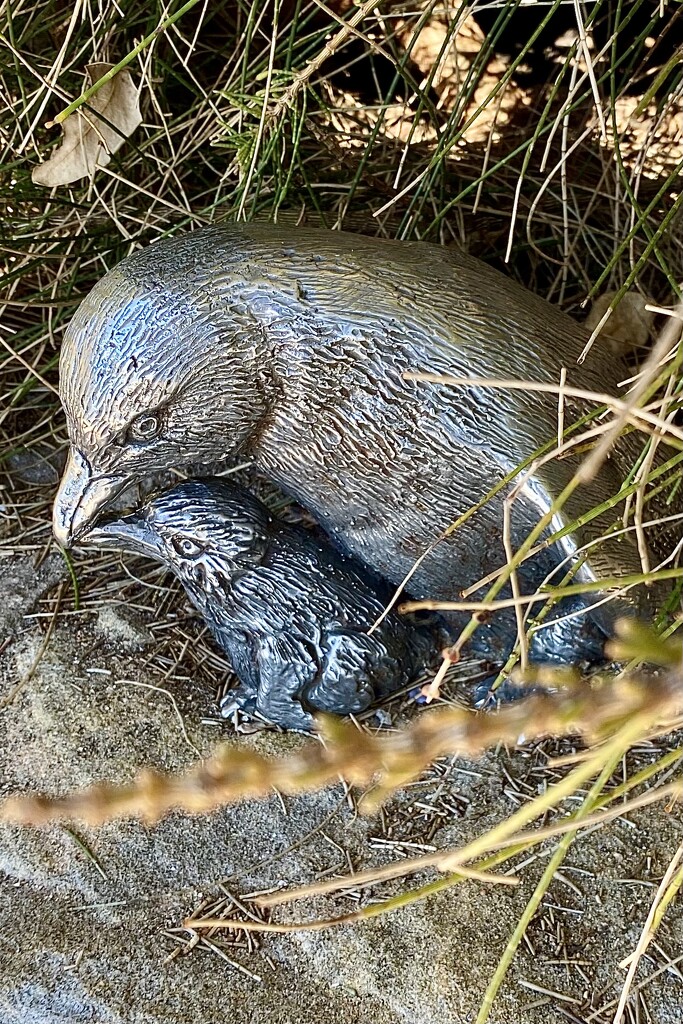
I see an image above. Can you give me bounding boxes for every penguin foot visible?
[219,685,259,720]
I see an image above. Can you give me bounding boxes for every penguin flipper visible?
[304,631,396,716]
[252,633,319,732]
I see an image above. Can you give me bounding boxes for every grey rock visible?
[94,605,153,652]
[0,554,67,636]
[6,445,66,487]
[2,553,682,1024]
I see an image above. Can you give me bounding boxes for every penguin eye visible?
[171,536,205,559]
[128,413,161,443]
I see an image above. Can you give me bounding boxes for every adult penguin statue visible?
[53,222,651,660]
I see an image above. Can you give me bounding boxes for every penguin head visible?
[86,479,272,606]
[53,234,271,547]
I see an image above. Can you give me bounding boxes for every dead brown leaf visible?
[32,63,142,186]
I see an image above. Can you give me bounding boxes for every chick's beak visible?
[84,514,163,560]
[52,447,128,547]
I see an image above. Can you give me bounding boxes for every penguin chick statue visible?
[54,222,655,660]
[87,479,439,731]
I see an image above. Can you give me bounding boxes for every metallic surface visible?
[88,480,437,731]
[55,222,654,659]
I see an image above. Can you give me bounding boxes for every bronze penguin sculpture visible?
[53,222,650,660]
[87,479,440,731]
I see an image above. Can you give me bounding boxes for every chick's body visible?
[55,223,654,661]
[91,480,436,731]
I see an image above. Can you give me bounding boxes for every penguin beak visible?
[83,514,163,560]
[52,447,129,547]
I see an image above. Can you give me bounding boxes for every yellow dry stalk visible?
[3,643,681,829]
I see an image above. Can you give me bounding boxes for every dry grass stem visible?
[614,839,683,1024]
[4,658,681,829]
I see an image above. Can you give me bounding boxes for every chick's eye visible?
[171,536,204,559]
[128,413,161,443]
